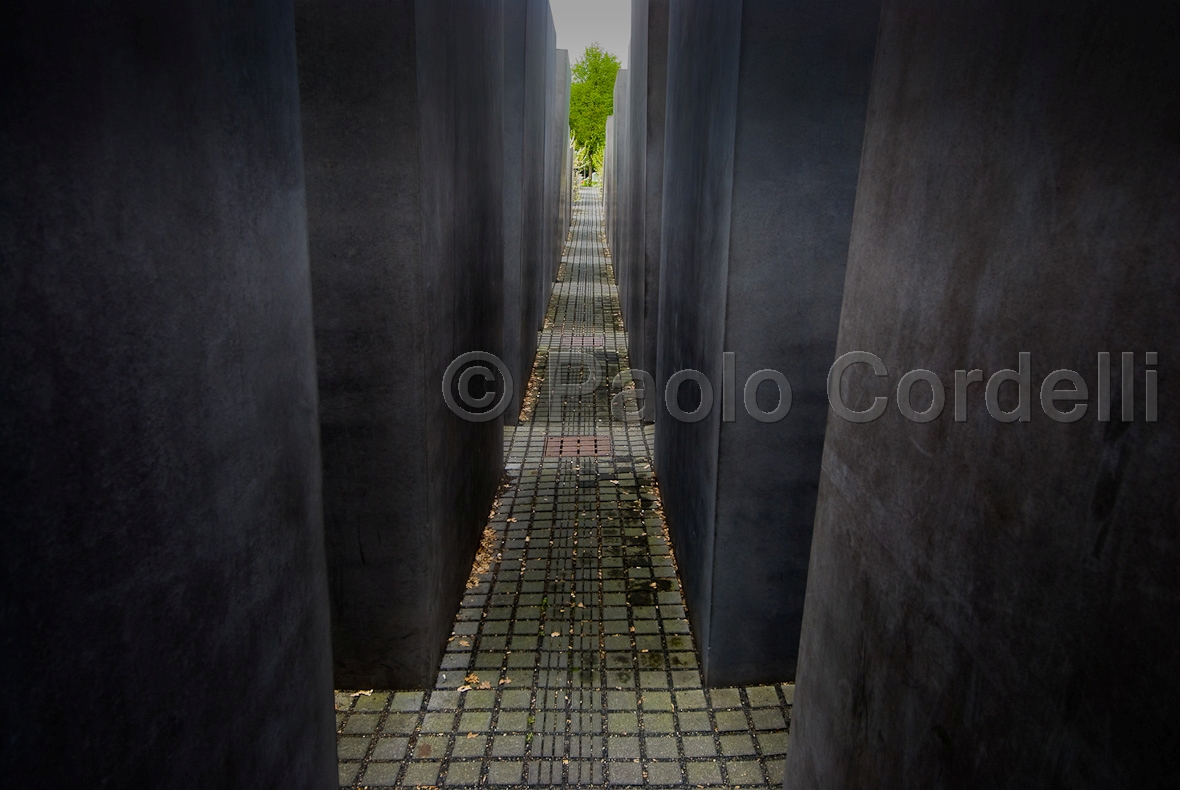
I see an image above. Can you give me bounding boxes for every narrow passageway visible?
[334,188,792,788]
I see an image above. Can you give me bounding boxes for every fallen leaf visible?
[349,689,374,697]
[477,681,492,690]
[464,673,480,684]
[456,685,472,693]
[551,631,560,638]
[459,639,470,647]
[499,678,512,685]
[467,732,478,738]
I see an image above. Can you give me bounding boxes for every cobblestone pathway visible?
[335,188,792,788]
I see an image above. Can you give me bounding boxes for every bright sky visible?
[550,0,632,69]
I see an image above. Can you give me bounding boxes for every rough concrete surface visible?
[785,1,1180,787]
[503,0,554,424]
[656,0,879,687]
[621,0,669,381]
[297,0,505,689]
[0,1,336,786]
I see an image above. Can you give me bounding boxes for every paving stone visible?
[443,759,482,785]
[751,707,787,730]
[495,713,528,732]
[643,735,679,759]
[463,689,496,709]
[716,709,749,731]
[641,712,675,733]
[644,760,683,785]
[341,713,379,734]
[608,711,639,733]
[609,735,641,760]
[391,691,425,712]
[687,761,725,785]
[746,686,781,708]
[401,761,442,786]
[683,734,718,757]
[371,736,409,760]
[500,689,532,709]
[413,734,447,759]
[359,761,401,786]
[427,690,460,710]
[757,730,789,756]
[641,691,673,711]
[421,711,456,732]
[492,734,527,757]
[725,758,767,786]
[486,760,523,784]
[609,760,644,785]
[338,761,362,786]
[721,732,758,756]
[678,710,712,732]
[381,712,418,735]
[337,736,371,760]
[459,710,492,731]
[452,733,487,758]
[352,691,390,711]
[710,688,742,708]
[608,689,638,709]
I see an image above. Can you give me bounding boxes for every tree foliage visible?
[569,44,621,177]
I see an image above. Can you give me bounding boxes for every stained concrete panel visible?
[557,49,573,254]
[503,0,552,422]
[785,2,1180,787]
[604,115,615,216]
[297,0,505,689]
[623,0,670,379]
[612,68,630,329]
[540,13,561,302]
[656,0,879,686]
[0,1,335,786]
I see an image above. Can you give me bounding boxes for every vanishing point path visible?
[334,188,794,789]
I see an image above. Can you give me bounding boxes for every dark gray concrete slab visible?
[622,0,669,380]
[611,68,629,331]
[608,69,629,290]
[604,114,615,217]
[503,0,552,423]
[557,49,573,254]
[0,1,335,786]
[297,0,505,689]
[785,2,1180,787]
[656,0,879,687]
[541,13,561,300]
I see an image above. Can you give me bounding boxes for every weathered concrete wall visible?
[785,1,1180,787]
[608,69,630,287]
[0,1,336,786]
[541,14,561,298]
[604,114,615,217]
[623,0,670,379]
[656,0,879,687]
[503,0,552,422]
[297,0,505,689]
[556,49,573,253]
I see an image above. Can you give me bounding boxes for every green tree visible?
[569,44,621,179]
